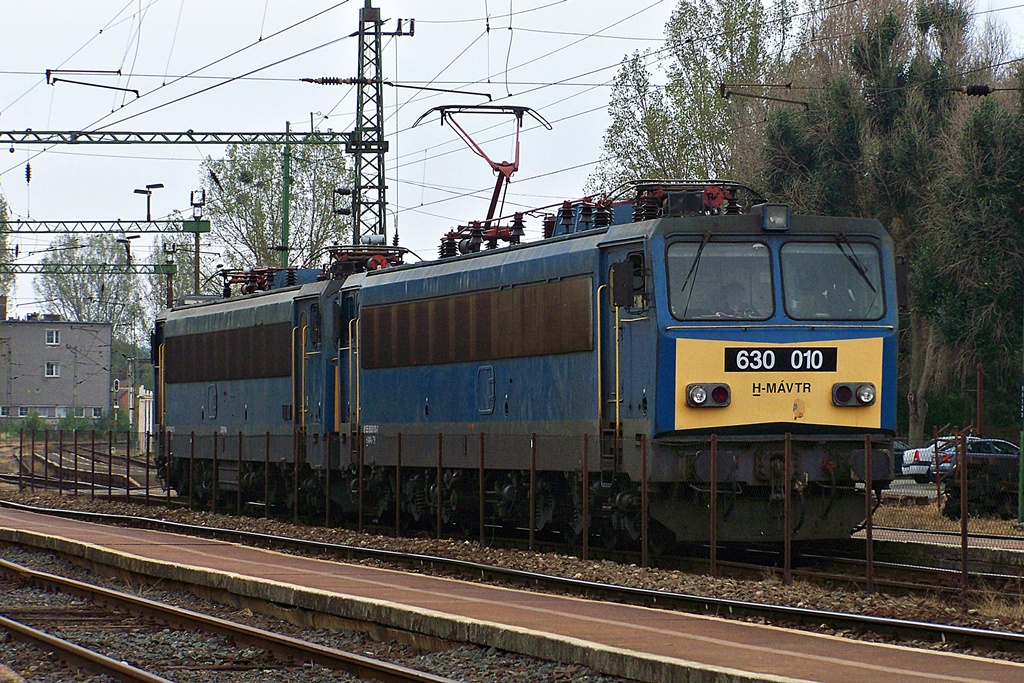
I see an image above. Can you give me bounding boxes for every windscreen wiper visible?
[833,232,877,293]
[680,233,711,316]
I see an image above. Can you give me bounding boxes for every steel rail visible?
[0,613,172,683]
[0,557,455,683]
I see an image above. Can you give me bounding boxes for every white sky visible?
[0,0,1021,314]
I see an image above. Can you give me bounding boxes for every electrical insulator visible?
[965,84,993,96]
[25,163,31,184]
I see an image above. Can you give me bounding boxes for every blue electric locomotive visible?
[154,180,897,547]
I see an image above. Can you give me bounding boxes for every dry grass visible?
[874,500,1024,536]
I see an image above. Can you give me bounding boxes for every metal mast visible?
[348,1,388,246]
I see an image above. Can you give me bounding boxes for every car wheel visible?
[913,474,931,484]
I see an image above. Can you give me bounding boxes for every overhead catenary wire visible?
[2,0,1021,232]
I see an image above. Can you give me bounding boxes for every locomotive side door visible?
[600,245,651,480]
[336,288,360,465]
[294,295,325,466]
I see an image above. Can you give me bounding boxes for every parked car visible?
[930,438,1019,477]
[892,440,909,476]
[941,439,1021,520]
[902,436,979,483]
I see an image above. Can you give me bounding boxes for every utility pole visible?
[281,121,292,267]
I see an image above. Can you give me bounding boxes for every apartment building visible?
[0,309,113,423]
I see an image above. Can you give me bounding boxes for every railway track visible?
[0,555,456,683]
[3,499,1024,657]
[0,612,173,682]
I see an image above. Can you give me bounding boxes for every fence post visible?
[90,430,96,500]
[237,431,243,514]
[864,434,874,594]
[264,432,270,519]
[436,433,443,541]
[784,433,793,586]
[710,435,718,578]
[529,434,537,552]
[73,430,79,496]
[43,429,49,492]
[396,433,403,538]
[107,430,113,499]
[477,433,484,545]
[959,430,969,606]
[189,432,195,510]
[641,434,649,569]
[357,430,365,534]
[324,434,331,528]
[934,426,942,514]
[125,429,132,503]
[163,432,169,508]
[146,431,151,507]
[58,430,64,492]
[18,429,23,492]
[30,429,36,493]
[211,431,219,515]
[582,434,589,561]
[293,430,299,524]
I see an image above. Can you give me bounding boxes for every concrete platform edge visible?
[0,526,806,683]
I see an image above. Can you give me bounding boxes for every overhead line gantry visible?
[5,219,209,234]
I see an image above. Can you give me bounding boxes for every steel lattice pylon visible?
[347,1,388,245]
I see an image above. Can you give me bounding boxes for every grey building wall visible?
[0,316,113,420]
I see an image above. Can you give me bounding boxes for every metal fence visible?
[7,428,1024,597]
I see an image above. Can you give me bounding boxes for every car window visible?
[991,441,1019,455]
[968,442,992,454]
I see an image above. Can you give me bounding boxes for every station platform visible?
[0,506,1021,683]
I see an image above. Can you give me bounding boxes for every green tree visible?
[761,0,1022,442]
[914,74,1024,433]
[590,0,795,191]
[201,137,352,269]
[35,234,150,346]
[0,196,12,296]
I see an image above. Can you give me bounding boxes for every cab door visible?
[336,288,360,465]
[600,245,651,478]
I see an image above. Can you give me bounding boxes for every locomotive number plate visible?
[724,347,837,372]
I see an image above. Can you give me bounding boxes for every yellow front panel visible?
[674,338,883,430]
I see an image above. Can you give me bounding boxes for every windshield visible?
[781,241,884,320]
[667,241,773,320]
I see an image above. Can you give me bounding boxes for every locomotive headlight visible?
[856,383,876,405]
[832,382,876,406]
[687,383,731,407]
[752,203,791,231]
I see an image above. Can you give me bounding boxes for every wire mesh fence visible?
[7,427,1024,595]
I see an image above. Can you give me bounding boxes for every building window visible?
[74,407,85,418]
[18,407,29,418]
[92,407,103,418]
[45,329,60,345]
[56,407,67,418]
[36,407,50,418]
[0,407,8,417]
[45,362,60,377]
